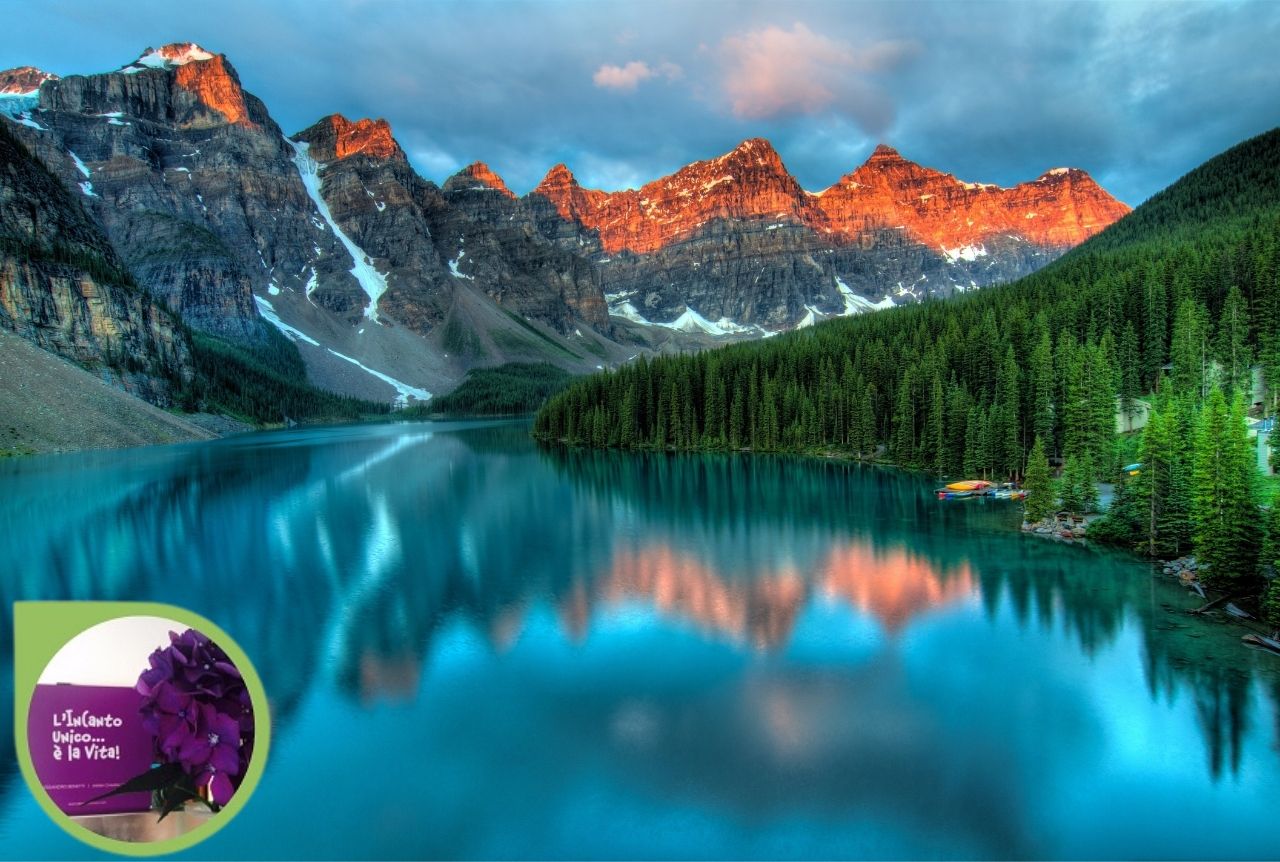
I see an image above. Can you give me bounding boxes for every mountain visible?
[534,128,1280,472]
[530,139,1128,329]
[0,121,192,406]
[0,42,1127,418]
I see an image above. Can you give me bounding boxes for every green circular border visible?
[13,601,271,856]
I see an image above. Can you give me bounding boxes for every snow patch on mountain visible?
[255,295,318,345]
[255,295,430,406]
[835,276,896,314]
[940,243,988,263]
[325,348,430,407]
[796,305,823,329]
[290,138,389,322]
[610,301,768,336]
[0,91,38,117]
[68,151,91,178]
[447,249,474,280]
[122,44,214,73]
[0,91,46,130]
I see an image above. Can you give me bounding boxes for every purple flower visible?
[133,627,255,807]
[178,703,242,774]
[140,681,199,758]
[198,762,236,806]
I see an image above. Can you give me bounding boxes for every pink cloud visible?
[719,23,917,129]
[593,59,683,91]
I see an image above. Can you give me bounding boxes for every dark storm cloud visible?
[11,0,1280,204]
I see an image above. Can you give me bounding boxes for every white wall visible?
[37,616,188,687]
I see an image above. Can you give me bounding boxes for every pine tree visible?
[1023,436,1055,522]
[1134,387,1196,557]
[1059,452,1098,514]
[1170,298,1210,399]
[1118,321,1141,430]
[1214,285,1251,395]
[1191,388,1259,582]
[993,346,1022,478]
[1029,328,1056,450]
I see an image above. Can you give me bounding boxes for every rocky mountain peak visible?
[535,163,580,193]
[121,43,217,72]
[103,43,255,127]
[706,138,790,178]
[0,66,58,95]
[815,145,1129,251]
[867,143,904,162]
[447,161,515,197]
[294,114,403,163]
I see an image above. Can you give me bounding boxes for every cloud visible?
[718,22,917,130]
[12,0,1280,204]
[593,59,682,91]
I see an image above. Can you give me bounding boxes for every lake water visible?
[1,420,1278,859]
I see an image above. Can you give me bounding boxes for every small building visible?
[1247,416,1275,475]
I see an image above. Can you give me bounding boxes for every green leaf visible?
[156,785,200,822]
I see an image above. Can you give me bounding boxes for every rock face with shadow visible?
[0,122,192,404]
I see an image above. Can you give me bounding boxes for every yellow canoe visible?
[946,480,991,492]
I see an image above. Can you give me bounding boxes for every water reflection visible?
[0,421,1277,858]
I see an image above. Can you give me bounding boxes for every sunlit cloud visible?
[593,59,682,91]
[718,22,918,131]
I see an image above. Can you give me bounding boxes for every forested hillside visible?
[535,128,1280,484]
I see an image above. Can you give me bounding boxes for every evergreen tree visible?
[1118,321,1142,430]
[1170,298,1211,399]
[1023,436,1056,522]
[1029,328,1056,450]
[1215,285,1252,394]
[1059,452,1098,514]
[1191,388,1259,582]
[993,346,1022,478]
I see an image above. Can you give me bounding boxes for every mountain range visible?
[0,43,1128,414]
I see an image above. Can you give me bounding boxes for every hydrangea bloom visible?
[136,629,254,808]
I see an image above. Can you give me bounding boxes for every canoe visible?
[936,490,975,500]
[946,480,991,492]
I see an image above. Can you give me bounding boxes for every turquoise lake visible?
[1,419,1278,859]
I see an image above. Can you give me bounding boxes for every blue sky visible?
[11,0,1280,205]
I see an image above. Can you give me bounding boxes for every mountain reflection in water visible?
[0,420,1277,859]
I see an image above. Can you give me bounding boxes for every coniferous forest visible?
[536,128,1280,617]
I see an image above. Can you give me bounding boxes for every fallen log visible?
[1189,593,1248,615]
[1242,633,1280,655]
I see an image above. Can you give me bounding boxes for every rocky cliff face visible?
[0,67,58,95]
[816,144,1128,252]
[287,121,611,345]
[0,123,192,405]
[530,139,1130,327]
[10,44,370,340]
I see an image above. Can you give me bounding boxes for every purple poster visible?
[28,684,156,815]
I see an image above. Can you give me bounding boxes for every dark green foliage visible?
[1059,452,1099,514]
[189,330,388,424]
[1023,436,1055,522]
[1191,388,1259,582]
[404,362,573,417]
[1262,492,1280,571]
[1264,580,1280,629]
[536,129,1280,478]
